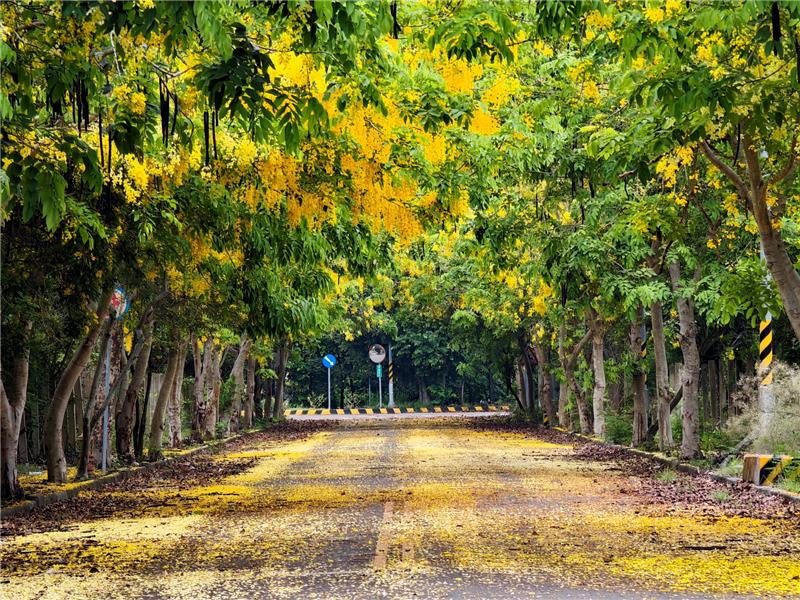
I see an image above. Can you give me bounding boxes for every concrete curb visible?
[1,429,255,519]
[565,431,800,505]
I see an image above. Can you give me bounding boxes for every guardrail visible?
[284,405,511,416]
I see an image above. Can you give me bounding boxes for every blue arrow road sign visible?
[322,354,337,369]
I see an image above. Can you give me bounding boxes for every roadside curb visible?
[563,430,800,505]
[1,429,256,519]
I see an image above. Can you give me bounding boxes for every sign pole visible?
[378,365,383,408]
[387,344,395,408]
[101,285,130,473]
[101,340,110,472]
[321,354,337,411]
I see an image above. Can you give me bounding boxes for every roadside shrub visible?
[671,413,682,447]
[725,361,800,455]
[701,429,734,454]
[604,412,632,445]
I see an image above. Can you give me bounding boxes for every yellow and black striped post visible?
[757,240,775,431]
[759,317,774,386]
[387,344,395,408]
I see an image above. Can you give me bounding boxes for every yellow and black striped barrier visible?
[759,318,774,386]
[284,405,511,417]
[742,454,799,486]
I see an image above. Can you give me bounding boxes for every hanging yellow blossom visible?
[129,92,147,115]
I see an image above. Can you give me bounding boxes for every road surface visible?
[2,418,799,599]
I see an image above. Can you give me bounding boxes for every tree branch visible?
[567,329,593,368]
[767,134,798,186]
[700,141,750,201]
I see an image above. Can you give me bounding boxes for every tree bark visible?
[558,324,592,433]
[76,316,115,479]
[650,300,673,452]
[515,356,527,413]
[116,315,154,464]
[1,321,32,501]
[418,378,430,405]
[669,261,702,459]
[589,311,606,437]
[207,343,221,437]
[168,342,187,448]
[245,357,256,428]
[133,370,152,462]
[190,336,210,441]
[533,343,553,427]
[630,308,648,447]
[226,335,251,434]
[44,286,114,483]
[148,342,181,460]
[273,342,290,418]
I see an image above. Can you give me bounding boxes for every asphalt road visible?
[3,418,799,599]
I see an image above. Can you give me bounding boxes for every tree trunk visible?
[168,342,187,448]
[253,375,264,422]
[190,337,210,441]
[559,324,592,433]
[208,344,221,437]
[515,357,527,413]
[117,315,154,463]
[669,261,702,460]
[273,342,290,418]
[1,321,32,501]
[148,343,181,461]
[227,335,251,434]
[76,316,115,479]
[534,343,553,427]
[44,287,114,483]
[651,301,673,452]
[133,370,152,463]
[418,378,430,405]
[521,348,539,425]
[589,312,606,437]
[630,309,647,447]
[245,357,256,428]
[557,325,570,428]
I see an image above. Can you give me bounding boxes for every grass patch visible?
[715,459,742,478]
[775,478,800,494]
[711,490,731,503]
[656,468,678,483]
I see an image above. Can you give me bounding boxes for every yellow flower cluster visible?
[655,146,693,188]
[482,72,520,108]
[440,58,482,94]
[129,92,146,115]
[643,7,665,24]
[585,11,613,30]
[533,40,554,58]
[470,108,500,135]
